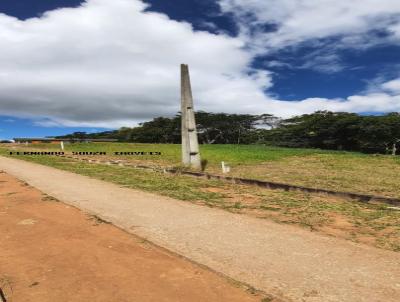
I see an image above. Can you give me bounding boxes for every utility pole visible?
[181,64,201,169]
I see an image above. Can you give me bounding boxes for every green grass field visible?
[7,142,400,198]
[13,142,335,164]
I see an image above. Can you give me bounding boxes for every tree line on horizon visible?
[57,111,400,155]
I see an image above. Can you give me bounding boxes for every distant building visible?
[13,138,118,144]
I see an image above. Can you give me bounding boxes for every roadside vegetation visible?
[8,142,400,198]
[1,147,399,252]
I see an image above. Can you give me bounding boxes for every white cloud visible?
[388,21,400,40]
[298,51,345,73]
[265,79,400,117]
[0,0,273,127]
[219,0,400,52]
[0,0,399,128]
[218,1,400,73]
[382,79,400,93]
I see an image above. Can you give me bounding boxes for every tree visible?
[129,116,181,143]
[195,112,261,144]
[262,111,400,154]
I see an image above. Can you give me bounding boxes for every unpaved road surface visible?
[0,171,261,302]
[1,156,400,302]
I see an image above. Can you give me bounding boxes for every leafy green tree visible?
[262,111,400,154]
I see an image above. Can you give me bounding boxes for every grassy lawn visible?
[9,142,332,165]
[230,154,400,198]
[1,146,399,252]
[7,142,400,198]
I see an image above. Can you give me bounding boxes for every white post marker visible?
[60,141,64,151]
[222,161,231,174]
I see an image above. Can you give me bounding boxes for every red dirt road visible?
[0,171,262,302]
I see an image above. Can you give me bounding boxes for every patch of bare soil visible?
[201,185,400,252]
[0,172,263,302]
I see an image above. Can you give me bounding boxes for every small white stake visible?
[221,161,231,174]
[60,141,64,151]
[222,161,230,174]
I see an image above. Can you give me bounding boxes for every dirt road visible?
[1,156,399,302]
[0,171,262,302]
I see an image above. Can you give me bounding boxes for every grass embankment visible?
[1,146,399,252]
[12,142,400,198]
[14,143,326,165]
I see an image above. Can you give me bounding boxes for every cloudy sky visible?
[0,0,400,138]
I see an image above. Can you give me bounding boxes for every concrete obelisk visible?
[181,64,201,169]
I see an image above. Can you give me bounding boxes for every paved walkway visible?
[0,156,399,302]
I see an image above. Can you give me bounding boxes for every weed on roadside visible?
[41,194,60,202]
[87,214,111,226]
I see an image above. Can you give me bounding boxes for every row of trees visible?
[58,111,400,155]
[263,111,400,154]
[60,112,278,145]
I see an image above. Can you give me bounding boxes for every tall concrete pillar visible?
[181,64,201,169]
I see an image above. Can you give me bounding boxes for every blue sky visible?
[0,0,400,139]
